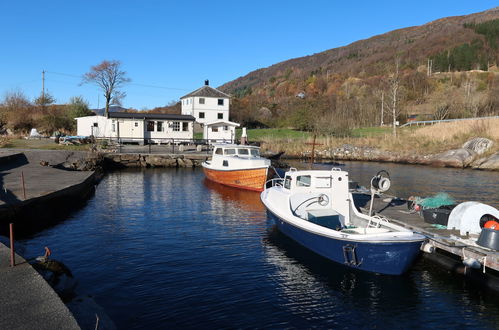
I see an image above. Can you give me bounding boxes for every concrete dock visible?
[0,243,80,329]
[0,149,99,329]
[357,192,499,276]
[0,150,97,235]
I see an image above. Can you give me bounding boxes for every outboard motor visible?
[369,170,391,216]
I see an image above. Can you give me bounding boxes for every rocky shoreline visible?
[294,137,499,171]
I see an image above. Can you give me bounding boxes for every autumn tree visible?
[34,92,55,111]
[1,90,34,132]
[82,60,130,117]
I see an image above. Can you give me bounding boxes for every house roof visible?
[108,112,195,121]
[180,85,230,99]
[205,120,240,127]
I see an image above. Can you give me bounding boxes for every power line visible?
[45,71,190,91]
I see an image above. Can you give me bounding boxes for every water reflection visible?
[262,228,423,327]
[203,179,265,213]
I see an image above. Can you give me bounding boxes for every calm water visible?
[18,163,499,329]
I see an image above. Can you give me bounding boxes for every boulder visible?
[462,137,493,155]
[431,148,476,168]
[475,152,499,170]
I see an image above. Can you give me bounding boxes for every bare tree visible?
[81,60,130,117]
[388,58,401,136]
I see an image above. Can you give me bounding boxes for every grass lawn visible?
[1,138,91,151]
[235,127,392,140]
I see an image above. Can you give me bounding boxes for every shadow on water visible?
[0,186,96,239]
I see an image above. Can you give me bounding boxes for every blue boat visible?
[261,168,425,275]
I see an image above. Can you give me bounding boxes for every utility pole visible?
[42,70,45,100]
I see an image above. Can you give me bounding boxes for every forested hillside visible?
[221,7,499,134]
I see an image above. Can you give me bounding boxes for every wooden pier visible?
[355,192,499,276]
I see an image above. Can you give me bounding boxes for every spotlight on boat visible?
[369,170,391,216]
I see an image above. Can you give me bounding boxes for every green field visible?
[235,127,393,140]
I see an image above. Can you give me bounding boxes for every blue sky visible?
[1,1,497,109]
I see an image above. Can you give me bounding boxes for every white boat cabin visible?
[209,144,271,170]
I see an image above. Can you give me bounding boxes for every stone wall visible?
[103,153,207,169]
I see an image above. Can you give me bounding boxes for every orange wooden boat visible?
[202,144,271,192]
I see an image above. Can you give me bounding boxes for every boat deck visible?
[353,192,499,273]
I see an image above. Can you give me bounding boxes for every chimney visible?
[205,79,209,86]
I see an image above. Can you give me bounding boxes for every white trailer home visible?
[76,112,196,143]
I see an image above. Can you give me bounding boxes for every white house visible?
[76,112,195,144]
[181,80,238,142]
[203,120,240,143]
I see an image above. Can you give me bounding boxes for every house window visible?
[218,99,224,106]
[218,113,223,119]
[172,122,180,131]
[157,121,163,132]
[199,112,205,119]
[224,125,228,131]
[182,122,189,131]
[147,121,154,131]
[212,126,219,132]
[112,124,116,132]
[199,98,205,104]
[93,123,98,127]
[134,122,138,127]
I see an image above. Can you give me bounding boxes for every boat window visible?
[284,176,292,189]
[250,149,259,157]
[296,175,311,187]
[224,149,236,155]
[215,148,223,155]
[237,149,249,155]
[223,160,229,167]
[315,176,332,188]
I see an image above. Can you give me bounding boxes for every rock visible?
[120,154,140,161]
[431,148,476,168]
[475,152,499,170]
[462,137,493,155]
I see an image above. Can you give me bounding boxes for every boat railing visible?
[265,177,284,189]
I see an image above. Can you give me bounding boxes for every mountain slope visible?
[222,7,499,94]
[219,7,499,130]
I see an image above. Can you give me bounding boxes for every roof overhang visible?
[205,120,240,127]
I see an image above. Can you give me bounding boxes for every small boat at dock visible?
[202,144,272,192]
[261,167,426,275]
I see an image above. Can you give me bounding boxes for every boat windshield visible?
[224,149,236,155]
[237,149,250,156]
[296,175,311,187]
[250,149,259,157]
